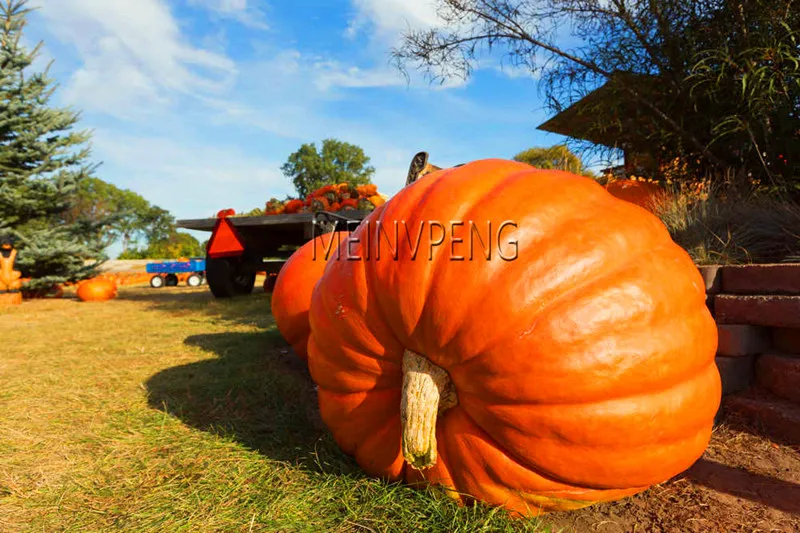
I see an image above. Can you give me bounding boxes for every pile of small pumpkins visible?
[268,159,721,518]
[264,183,388,216]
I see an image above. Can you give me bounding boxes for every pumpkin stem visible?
[401,349,457,470]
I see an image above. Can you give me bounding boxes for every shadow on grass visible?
[118,286,273,328]
[144,330,359,475]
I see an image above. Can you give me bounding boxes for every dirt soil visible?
[547,415,800,533]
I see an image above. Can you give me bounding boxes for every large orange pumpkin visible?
[605,179,666,212]
[76,277,118,302]
[307,159,719,516]
[270,231,350,361]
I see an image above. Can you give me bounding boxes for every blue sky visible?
[25,0,596,254]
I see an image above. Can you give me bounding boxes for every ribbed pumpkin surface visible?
[307,159,719,516]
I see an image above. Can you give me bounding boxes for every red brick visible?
[757,354,800,404]
[721,264,800,295]
[723,391,800,444]
[698,265,723,294]
[773,327,800,355]
[715,295,800,328]
[716,355,756,396]
[706,294,716,316]
[717,325,771,357]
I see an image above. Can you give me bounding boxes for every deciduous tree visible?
[392,0,799,194]
[513,144,595,177]
[64,177,175,253]
[281,138,375,198]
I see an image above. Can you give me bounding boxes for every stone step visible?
[757,353,800,404]
[723,390,800,445]
[716,355,756,396]
[773,327,800,354]
[721,264,800,295]
[715,295,800,328]
[697,265,722,294]
[717,324,771,357]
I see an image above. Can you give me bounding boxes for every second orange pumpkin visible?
[270,231,350,361]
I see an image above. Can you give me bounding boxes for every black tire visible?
[150,275,164,288]
[186,273,202,287]
[233,271,256,295]
[164,274,179,287]
[206,256,256,298]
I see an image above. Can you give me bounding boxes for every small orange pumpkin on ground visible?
[76,277,118,302]
[307,159,719,517]
[270,231,350,361]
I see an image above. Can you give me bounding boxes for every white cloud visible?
[347,0,440,42]
[312,60,468,92]
[38,0,237,118]
[347,0,513,90]
[312,62,406,91]
[194,0,248,10]
[90,131,290,219]
[256,49,466,94]
[187,0,269,29]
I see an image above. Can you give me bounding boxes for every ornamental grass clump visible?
[652,184,800,265]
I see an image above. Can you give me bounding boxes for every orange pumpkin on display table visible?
[284,199,305,214]
[605,179,666,212]
[76,277,118,302]
[307,159,719,516]
[270,231,351,362]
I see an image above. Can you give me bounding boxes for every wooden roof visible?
[537,73,661,148]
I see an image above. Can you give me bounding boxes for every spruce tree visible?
[0,0,105,290]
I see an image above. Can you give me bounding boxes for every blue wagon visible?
[145,258,206,288]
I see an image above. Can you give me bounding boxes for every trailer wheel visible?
[150,275,164,288]
[164,274,179,287]
[206,256,256,298]
[186,273,202,287]
[233,272,256,295]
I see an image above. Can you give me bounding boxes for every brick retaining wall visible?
[701,264,800,442]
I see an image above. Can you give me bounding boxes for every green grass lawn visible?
[0,285,550,532]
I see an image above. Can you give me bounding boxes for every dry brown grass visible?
[653,189,800,265]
